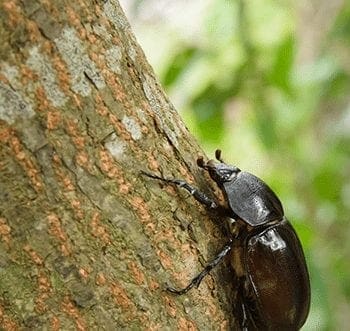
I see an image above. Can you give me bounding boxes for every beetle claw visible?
[165,284,187,295]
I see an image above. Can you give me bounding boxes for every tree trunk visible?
[0,1,238,329]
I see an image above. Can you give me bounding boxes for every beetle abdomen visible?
[246,220,310,330]
[223,172,284,226]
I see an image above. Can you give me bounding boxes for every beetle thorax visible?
[207,161,241,185]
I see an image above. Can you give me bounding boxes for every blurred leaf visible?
[192,84,228,143]
[254,102,278,149]
[267,35,295,95]
[312,161,341,203]
[330,4,350,43]
[305,258,333,331]
[162,47,197,87]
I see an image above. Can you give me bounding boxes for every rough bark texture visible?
[0,1,238,329]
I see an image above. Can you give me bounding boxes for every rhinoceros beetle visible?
[142,150,310,330]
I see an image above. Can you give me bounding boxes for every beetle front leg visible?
[166,241,232,295]
[141,171,219,210]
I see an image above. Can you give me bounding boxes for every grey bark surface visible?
[0,1,238,329]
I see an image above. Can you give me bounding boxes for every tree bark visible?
[0,1,238,329]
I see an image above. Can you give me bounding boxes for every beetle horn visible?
[215,149,224,163]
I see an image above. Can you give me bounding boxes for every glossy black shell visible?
[246,220,310,330]
[223,171,284,226]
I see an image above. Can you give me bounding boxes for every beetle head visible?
[197,156,240,185]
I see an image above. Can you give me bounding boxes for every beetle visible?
[142,150,310,330]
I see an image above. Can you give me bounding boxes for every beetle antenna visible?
[215,149,224,163]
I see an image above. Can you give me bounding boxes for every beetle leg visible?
[141,171,219,210]
[166,241,232,295]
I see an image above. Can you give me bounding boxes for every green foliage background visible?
[121,1,350,329]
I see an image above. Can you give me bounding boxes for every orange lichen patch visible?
[94,94,108,116]
[52,154,75,191]
[61,297,87,331]
[56,170,74,191]
[163,295,177,318]
[51,315,61,331]
[104,71,127,104]
[70,199,84,220]
[149,278,160,292]
[0,127,12,143]
[34,86,51,113]
[177,317,197,331]
[78,268,89,280]
[47,110,61,130]
[2,1,22,29]
[108,114,132,141]
[66,6,81,31]
[75,150,90,169]
[42,40,54,55]
[178,164,188,177]
[86,32,98,45]
[89,51,100,66]
[35,271,52,313]
[144,222,156,235]
[127,261,145,285]
[23,244,44,265]
[26,20,41,43]
[65,119,86,150]
[94,97,140,159]
[20,65,37,86]
[77,27,87,41]
[89,51,103,67]
[47,214,67,241]
[156,249,173,270]
[141,125,149,134]
[92,3,102,19]
[47,213,71,256]
[130,196,152,223]
[163,185,178,196]
[98,149,132,193]
[75,135,86,149]
[9,136,43,191]
[178,164,195,183]
[141,100,152,113]
[146,322,162,331]
[147,153,159,172]
[77,1,92,22]
[90,211,111,245]
[95,272,106,286]
[0,305,19,330]
[110,281,135,312]
[153,228,178,247]
[51,55,71,95]
[0,217,12,245]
